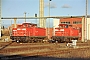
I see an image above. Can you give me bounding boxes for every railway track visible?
[0,42,90,59]
[0,47,90,60]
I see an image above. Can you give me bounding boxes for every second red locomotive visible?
[51,24,80,43]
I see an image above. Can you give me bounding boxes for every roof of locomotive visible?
[22,22,37,26]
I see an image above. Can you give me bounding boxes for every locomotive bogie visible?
[51,36,79,43]
[10,36,48,43]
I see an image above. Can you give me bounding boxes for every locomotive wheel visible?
[63,37,68,43]
[65,38,70,43]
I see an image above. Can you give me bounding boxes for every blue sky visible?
[1,0,90,28]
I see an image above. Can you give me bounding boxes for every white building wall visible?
[87,18,90,40]
[53,18,60,36]
[53,18,60,28]
[88,24,90,40]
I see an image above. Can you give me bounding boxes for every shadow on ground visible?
[0,54,90,60]
[0,42,14,50]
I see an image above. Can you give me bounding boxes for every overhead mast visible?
[85,0,88,41]
[0,0,1,39]
[39,0,45,28]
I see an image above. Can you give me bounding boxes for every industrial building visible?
[60,18,82,29]
[87,18,90,40]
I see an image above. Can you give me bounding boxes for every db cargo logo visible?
[60,29,64,31]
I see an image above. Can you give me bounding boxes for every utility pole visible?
[0,0,1,39]
[85,0,88,41]
[86,0,88,17]
[48,0,51,39]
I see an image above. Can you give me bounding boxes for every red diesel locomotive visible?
[51,24,80,43]
[10,23,47,43]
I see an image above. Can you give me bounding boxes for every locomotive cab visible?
[58,24,68,28]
